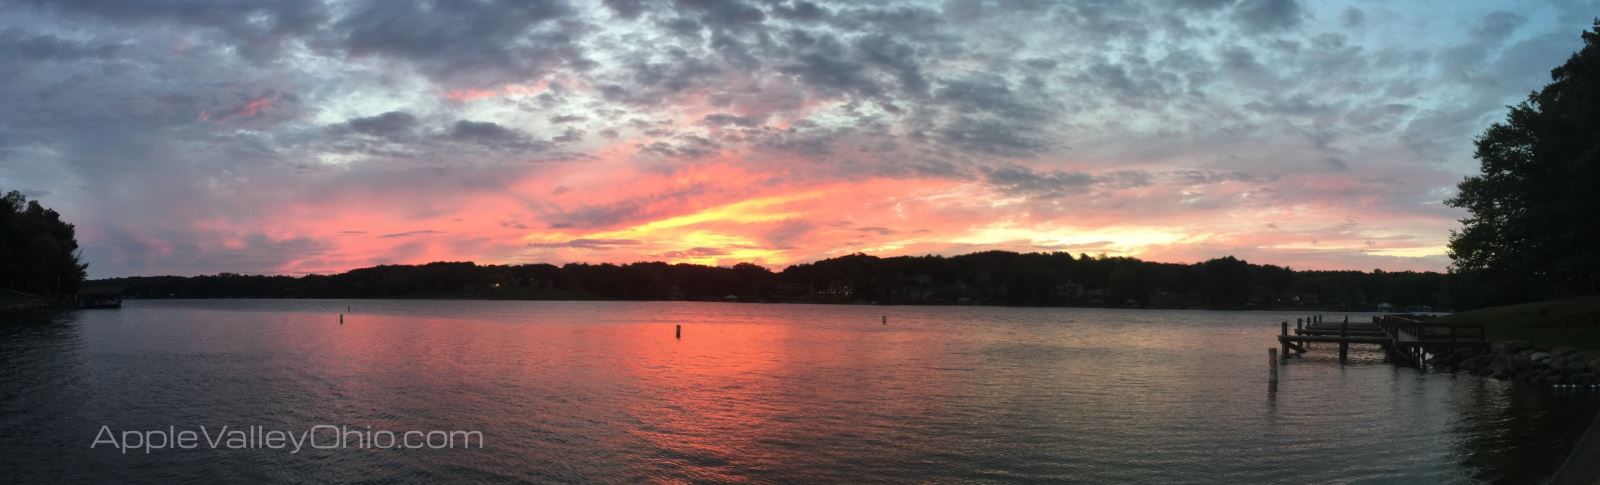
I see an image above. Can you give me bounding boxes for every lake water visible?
[2,300,1596,483]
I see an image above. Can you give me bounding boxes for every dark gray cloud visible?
[553,127,584,144]
[703,113,764,127]
[934,76,1053,121]
[334,0,585,85]
[771,1,829,22]
[939,117,1051,158]
[335,111,418,138]
[1340,7,1364,28]
[1232,0,1305,33]
[675,0,767,29]
[12,0,328,62]
[603,0,648,20]
[980,165,1097,198]
[0,29,123,62]
[1472,10,1528,41]
[640,135,720,159]
[446,120,547,151]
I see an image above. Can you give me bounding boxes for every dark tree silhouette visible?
[1,190,88,298]
[1447,20,1600,308]
[92,251,1448,311]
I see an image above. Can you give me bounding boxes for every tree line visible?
[1,190,87,299]
[91,252,1447,310]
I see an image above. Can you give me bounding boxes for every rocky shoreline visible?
[1430,341,1600,388]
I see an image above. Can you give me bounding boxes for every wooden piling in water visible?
[882,315,887,325]
[339,314,344,324]
[675,324,681,339]
[1268,348,1279,383]
[1339,318,1349,364]
[1281,321,1290,360]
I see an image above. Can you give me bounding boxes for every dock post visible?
[882,315,887,325]
[339,314,344,324]
[1269,348,1279,383]
[675,325,681,339]
[1281,321,1290,359]
[1339,318,1349,364]
[1296,318,1302,330]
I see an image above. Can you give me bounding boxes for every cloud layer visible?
[2,0,1595,276]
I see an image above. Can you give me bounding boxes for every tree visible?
[1200,256,1251,307]
[1,190,88,298]
[1446,20,1600,308]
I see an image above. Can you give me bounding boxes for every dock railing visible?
[1375,315,1489,365]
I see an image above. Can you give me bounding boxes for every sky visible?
[2,0,1597,277]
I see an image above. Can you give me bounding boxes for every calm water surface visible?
[2,300,1596,483]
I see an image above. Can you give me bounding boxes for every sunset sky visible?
[3,0,1596,277]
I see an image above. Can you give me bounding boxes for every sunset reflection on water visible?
[1,300,1594,483]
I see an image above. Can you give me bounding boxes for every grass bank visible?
[0,291,51,312]
[1435,295,1600,350]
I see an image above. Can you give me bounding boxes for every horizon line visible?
[86,249,1447,280]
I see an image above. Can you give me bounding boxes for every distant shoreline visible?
[85,254,1449,312]
[102,295,1427,313]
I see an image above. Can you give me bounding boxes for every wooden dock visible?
[1276,315,1487,366]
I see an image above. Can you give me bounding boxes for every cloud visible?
[380,230,443,238]
[13,0,328,62]
[445,120,547,151]
[657,246,729,258]
[1472,10,1528,41]
[333,0,586,86]
[602,0,647,20]
[939,117,1052,158]
[527,238,641,249]
[0,29,123,62]
[980,165,1097,198]
[702,113,763,127]
[1232,0,1305,33]
[335,111,418,137]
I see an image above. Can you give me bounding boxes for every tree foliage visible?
[1,190,88,298]
[94,251,1447,310]
[1447,20,1600,308]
